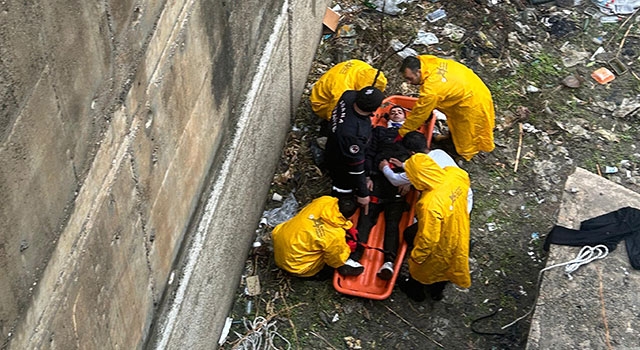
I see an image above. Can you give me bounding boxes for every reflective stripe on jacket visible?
[398,55,495,160]
[272,196,353,277]
[310,59,387,121]
[404,153,471,288]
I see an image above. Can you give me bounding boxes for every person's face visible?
[389,107,406,122]
[402,67,421,85]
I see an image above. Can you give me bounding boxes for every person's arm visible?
[399,88,439,136]
[323,233,352,268]
[364,127,381,177]
[410,208,442,264]
[380,161,411,187]
[338,134,370,197]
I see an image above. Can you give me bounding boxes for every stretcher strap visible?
[346,230,396,258]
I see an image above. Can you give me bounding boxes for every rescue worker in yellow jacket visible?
[310,59,387,121]
[272,196,365,279]
[398,55,495,161]
[399,151,471,301]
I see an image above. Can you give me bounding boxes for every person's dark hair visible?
[385,105,406,120]
[399,56,420,73]
[402,131,427,153]
[337,196,357,218]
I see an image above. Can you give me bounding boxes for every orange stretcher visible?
[332,95,436,300]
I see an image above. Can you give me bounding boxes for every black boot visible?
[398,277,426,302]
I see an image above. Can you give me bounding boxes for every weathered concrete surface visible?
[146,1,329,349]
[527,167,640,349]
[1,0,327,349]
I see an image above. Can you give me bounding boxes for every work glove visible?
[346,227,358,252]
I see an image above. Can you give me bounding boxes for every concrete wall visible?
[0,0,326,348]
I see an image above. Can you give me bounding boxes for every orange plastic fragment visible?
[591,67,615,84]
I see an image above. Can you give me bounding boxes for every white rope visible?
[233,316,291,350]
[501,244,609,329]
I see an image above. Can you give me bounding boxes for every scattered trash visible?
[596,128,620,142]
[246,300,254,314]
[441,23,466,42]
[591,0,640,15]
[486,222,497,232]
[590,46,605,61]
[322,7,340,35]
[557,0,583,7]
[584,6,602,18]
[367,0,415,15]
[331,313,340,323]
[561,74,582,88]
[608,57,628,75]
[599,15,620,23]
[522,123,540,133]
[562,74,581,89]
[344,336,362,349]
[390,38,418,58]
[591,67,615,84]
[232,316,291,349]
[476,31,496,49]
[526,84,540,93]
[531,232,540,240]
[414,30,439,45]
[337,24,357,38]
[218,317,233,346]
[272,192,283,202]
[426,8,447,23]
[245,275,261,296]
[543,16,578,38]
[613,98,640,118]
[19,240,29,252]
[262,193,298,227]
[620,159,631,169]
[560,44,589,67]
[604,166,619,174]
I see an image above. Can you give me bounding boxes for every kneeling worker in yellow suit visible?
[272,196,365,279]
[310,59,387,121]
[389,132,472,301]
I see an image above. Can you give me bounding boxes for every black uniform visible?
[325,90,372,198]
[351,123,411,263]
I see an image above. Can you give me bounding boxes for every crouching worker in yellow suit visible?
[399,152,471,301]
[272,196,365,280]
[310,59,387,122]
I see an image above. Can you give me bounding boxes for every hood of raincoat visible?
[313,196,353,229]
[404,153,446,191]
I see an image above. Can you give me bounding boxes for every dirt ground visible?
[220,0,640,349]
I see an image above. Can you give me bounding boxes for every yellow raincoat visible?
[398,55,495,160]
[310,59,387,120]
[404,153,471,288]
[272,196,353,277]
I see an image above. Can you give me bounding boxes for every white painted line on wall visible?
[154,1,289,348]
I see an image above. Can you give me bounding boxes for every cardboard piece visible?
[323,7,340,34]
[245,275,261,296]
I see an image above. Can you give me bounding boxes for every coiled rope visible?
[233,316,291,350]
[471,244,610,335]
[501,244,609,329]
